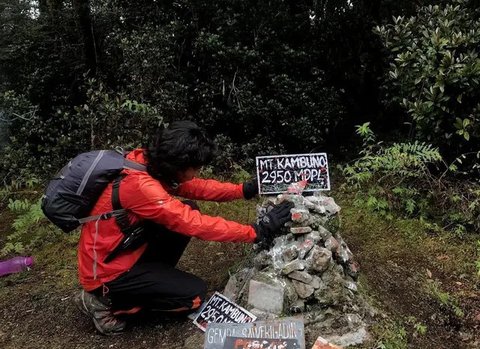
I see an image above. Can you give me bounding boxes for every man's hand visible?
[243,179,259,199]
[253,201,294,243]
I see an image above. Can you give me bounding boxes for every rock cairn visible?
[224,192,370,346]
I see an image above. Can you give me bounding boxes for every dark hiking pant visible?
[96,200,207,313]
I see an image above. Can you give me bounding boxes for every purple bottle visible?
[0,256,34,277]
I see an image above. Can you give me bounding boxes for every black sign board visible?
[203,318,305,349]
[193,292,257,332]
[256,153,330,195]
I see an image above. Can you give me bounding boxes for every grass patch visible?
[370,320,408,349]
[424,279,465,319]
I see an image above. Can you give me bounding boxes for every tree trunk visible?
[72,0,97,74]
[38,0,48,16]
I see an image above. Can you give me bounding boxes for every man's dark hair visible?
[145,121,215,184]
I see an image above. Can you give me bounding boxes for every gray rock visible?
[321,264,345,285]
[324,327,368,347]
[312,193,341,215]
[324,199,341,216]
[344,280,358,293]
[223,268,253,302]
[272,234,292,248]
[291,208,310,223]
[288,271,313,284]
[282,245,298,263]
[305,195,322,205]
[288,194,306,206]
[223,274,239,302]
[345,260,360,280]
[256,206,267,217]
[281,259,305,275]
[324,236,340,253]
[253,250,271,269]
[292,280,315,299]
[304,230,322,244]
[290,226,313,235]
[333,263,345,275]
[345,313,364,330]
[337,243,353,264]
[297,238,315,259]
[306,246,332,273]
[317,226,332,240]
[248,279,284,315]
[313,205,327,214]
[314,285,344,306]
[309,275,323,289]
[289,299,305,313]
[304,199,316,210]
[283,279,299,308]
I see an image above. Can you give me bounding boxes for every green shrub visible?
[344,122,442,218]
[74,79,163,150]
[0,81,163,180]
[1,197,61,257]
[375,0,480,166]
[343,122,480,234]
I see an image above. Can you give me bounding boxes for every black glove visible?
[243,179,259,199]
[253,201,294,243]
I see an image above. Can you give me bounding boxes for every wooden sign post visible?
[256,153,330,195]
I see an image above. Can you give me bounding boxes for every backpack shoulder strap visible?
[104,175,146,263]
[77,209,126,224]
[111,175,132,233]
[123,159,146,172]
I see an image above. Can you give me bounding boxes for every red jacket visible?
[78,149,257,291]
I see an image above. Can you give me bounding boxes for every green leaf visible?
[454,118,463,129]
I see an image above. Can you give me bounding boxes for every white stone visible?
[324,327,368,347]
[223,274,239,302]
[248,279,284,315]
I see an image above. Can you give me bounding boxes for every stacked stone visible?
[251,193,359,312]
[224,192,368,345]
[224,192,370,344]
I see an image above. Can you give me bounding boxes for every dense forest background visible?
[1,0,479,233]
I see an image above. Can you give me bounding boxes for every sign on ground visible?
[193,292,257,332]
[256,153,330,195]
[204,318,305,349]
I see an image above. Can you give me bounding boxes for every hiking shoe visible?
[73,290,126,335]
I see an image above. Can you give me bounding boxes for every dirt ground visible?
[0,238,246,349]
[339,206,480,349]
[1,200,480,348]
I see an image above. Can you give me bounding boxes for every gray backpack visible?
[41,149,146,233]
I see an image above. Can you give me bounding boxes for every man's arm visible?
[174,178,245,202]
[121,175,257,243]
